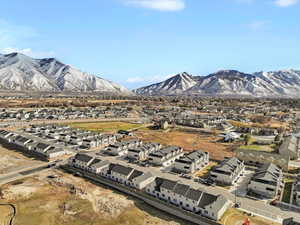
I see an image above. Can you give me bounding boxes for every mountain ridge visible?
[134,69,300,97]
[0,52,132,95]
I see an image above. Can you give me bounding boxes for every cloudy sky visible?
[1,0,299,89]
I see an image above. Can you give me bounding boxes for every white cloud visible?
[274,0,298,7]
[126,73,175,83]
[249,20,269,30]
[123,0,185,11]
[1,47,55,58]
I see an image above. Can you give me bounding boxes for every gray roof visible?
[74,153,93,163]
[185,188,203,201]
[111,164,134,176]
[160,179,177,191]
[173,183,190,196]
[251,163,281,186]
[197,192,218,208]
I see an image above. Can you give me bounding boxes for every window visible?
[266,187,275,191]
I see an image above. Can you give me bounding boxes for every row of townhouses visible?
[105,139,143,156]
[68,153,231,221]
[0,107,130,121]
[210,157,245,185]
[0,130,66,159]
[248,163,283,199]
[173,150,209,174]
[127,143,162,161]
[148,146,184,167]
[279,133,300,160]
[24,124,117,150]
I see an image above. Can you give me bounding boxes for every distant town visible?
[0,94,300,225]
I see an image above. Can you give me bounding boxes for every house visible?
[69,153,110,174]
[210,157,244,185]
[173,150,209,174]
[293,175,300,206]
[108,164,135,183]
[127,143,162,161]
[248,163,283,199]
[145,178,231,221]
[148,146,184,167]
[0,130,14,139]
[279,134,300,160]
[106,139,143,156]
[69,153,94,170]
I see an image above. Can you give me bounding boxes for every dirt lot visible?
[0,144,41,175]
[135,128,237,160]
[68,121,143,133]
[221,208,280,225]
[0,169,191,225]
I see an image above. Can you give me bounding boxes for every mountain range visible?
[134,70,300,97]
[0,52,131,94]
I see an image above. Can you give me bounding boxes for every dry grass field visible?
[135,128,237,160]
[68,121,143,133]
[221,208,280,225]
[0,170,190,225]
[0,144,41,175]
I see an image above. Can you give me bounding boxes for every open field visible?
[0,144,40,175]
[238,144,275,152]
[68,121,143,133]
[221,208,280,225]
[229,119,289,130]
[135,128,238,160]
[0,170,190,225]
[0,205,12,225]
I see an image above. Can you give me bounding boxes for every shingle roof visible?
[185,188,203,201]
[173,183,190,196]
[160,179,178,191]
[74,153,93,163]
[111,164,134,176]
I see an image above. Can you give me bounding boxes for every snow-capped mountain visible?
[135,69,300,97]
[0,52,131,94]
[134,72,197,95]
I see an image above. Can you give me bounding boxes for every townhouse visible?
[248,163,283,199]
[293,174,300,206]
[279,134,300,160]
[127,143,162,161]
[148,146,184,167]
[69,153,155,190]
[210,157,244,185]
[146,178,231,221]
[105,139,143,156]
[173,150,209,174]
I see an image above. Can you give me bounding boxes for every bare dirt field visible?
[135,128,238,160]
[0,144,41,175]
[0,169,192,225]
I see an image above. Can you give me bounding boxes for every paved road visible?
[0,161,62,185]
[91,152,300,223]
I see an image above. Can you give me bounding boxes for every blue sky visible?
[0,0,299,89]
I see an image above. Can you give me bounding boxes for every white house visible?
[210,157,244,185]
[248,163,283,199]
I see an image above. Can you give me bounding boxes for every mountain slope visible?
[134,72,197,95]
[0,53,131,94]
[135,69,300,97]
